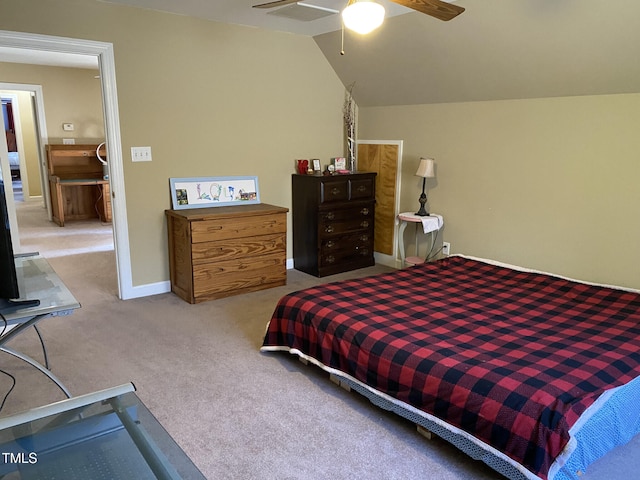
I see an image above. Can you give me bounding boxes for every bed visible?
[8,152,20,179]
[261,255,640,480]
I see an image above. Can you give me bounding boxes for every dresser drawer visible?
[193,252,286,301]
[319,204,373,223]
[319,178,349,204]
[350,177,375,200]
[319,203,374,237]
[320,231,372,254]
[319,233,373,267]
[51,148,96,158]
[191,213,286,243]
[319,217,373,236]
[191,233,285,265]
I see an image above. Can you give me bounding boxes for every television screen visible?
[0,179,19,299]
[0,179,39,314]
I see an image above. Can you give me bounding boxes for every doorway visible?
[356,140,403,267]
[1,91,42,205]
[1,81,113,259]
[0,30,132,300]
[1,95,21,199]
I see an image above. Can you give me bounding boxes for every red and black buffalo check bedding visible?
[261,256,640,479]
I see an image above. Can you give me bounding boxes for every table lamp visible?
[415,157,435,216]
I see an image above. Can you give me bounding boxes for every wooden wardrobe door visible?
[356,142,399,256]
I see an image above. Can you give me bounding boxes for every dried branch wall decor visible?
[343,82,356,172]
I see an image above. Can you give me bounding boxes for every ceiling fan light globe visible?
[342,1,385,35]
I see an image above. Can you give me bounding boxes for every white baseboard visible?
[125,256,395,300]
[125,259,296,300]
[122,280,171,300]
[374,252,402,269]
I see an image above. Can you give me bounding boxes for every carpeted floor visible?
[1,200,636,479]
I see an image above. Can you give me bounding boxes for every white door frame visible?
[0,86,49,209]
[0,30,133,300]
[356,139,403,268]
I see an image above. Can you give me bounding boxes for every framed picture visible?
[333,157,346,170]
[169,176,260,210]
[312,159,321,172]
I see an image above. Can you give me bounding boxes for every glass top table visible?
[3,253,81,322]
[0,383,205,479]
[1,254,81,398]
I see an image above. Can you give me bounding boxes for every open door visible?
[356,140,403,266]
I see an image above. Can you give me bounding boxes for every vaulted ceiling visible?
[6,0,640,107]
[314,0,640,106]
[99,0,413,36]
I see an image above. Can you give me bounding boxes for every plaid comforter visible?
[261,256,640,479]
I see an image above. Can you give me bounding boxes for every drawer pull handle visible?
[326,255,335,264]
[325,225,334,233]
[326,240,335,248]
[331,187,340,196]
[360,221,369,228]
[360,234,369,241]
[325,212,335,220]
[360,207,369,215]
[357,185,366,192]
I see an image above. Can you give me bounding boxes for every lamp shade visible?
[342,1,385,35]
[415,157,435,178]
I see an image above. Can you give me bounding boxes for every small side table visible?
[397,212,444,266]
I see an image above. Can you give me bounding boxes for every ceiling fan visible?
[252,0,465,23]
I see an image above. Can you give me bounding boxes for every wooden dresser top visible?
[165,203,288,221]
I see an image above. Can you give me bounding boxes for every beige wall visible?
[9,2,633,293]
[0,64,104,144]
[360,94,640,290]
[1,63,103,197]
[0,0,346,287]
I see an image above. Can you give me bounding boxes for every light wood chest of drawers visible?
[292,172,376,277]
[165,203,288,303]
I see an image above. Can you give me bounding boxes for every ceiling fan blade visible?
[391,0,465,21]
[252,0,300,9]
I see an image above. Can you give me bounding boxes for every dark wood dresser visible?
[292,172,376,277]
[165,203,288,303]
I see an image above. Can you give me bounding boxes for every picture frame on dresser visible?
[333,157,346,170]
[169,176,260,210]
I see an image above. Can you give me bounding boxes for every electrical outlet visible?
[442,242,451,256]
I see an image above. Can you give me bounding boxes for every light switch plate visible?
[62,138,75,145]
[131,146,152,162]
[62,123,74,131]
